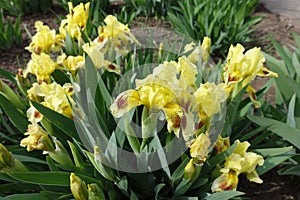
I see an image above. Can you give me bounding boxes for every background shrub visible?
[168,0,261,57]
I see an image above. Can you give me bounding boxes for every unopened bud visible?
[183,159,195,180]
[70,173,88,200]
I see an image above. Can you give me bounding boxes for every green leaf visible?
[248,115,300,149]
[0,93,29,133]
[124,116,140,154]
[13,154,47,165]
[0,68,17,84]
[257,153,294,175]
[171,155,189,185]
[117,176,129,196]
[254,146,294,157]
[287,94,297,128]
[4,193,49,200]
[278,165,300,176]
[68,141,85,171]
[204,191,245,200]
[174,178,192,197]
[31,101,79,141]
[7,172,71,186]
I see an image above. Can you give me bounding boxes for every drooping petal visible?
[211,170,239,192]
[110,90,141,118]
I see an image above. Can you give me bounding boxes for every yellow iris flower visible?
[189,132,211,164]
[23,52,57,83]
[223,44,278,105]
[27,82,74,122]
[194,82,226,125]
[111,53,226,140]
[59,2,90,39]
[82,42,121,74]
[26,21,61,54]
[211,140,264,192]
[211,170,239,192]
[20,123,54,152]
[57,53,84,75]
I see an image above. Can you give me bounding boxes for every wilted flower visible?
[214,135,230,154]
[26,21,61,54]
[20,123,54,152]
[23,52,57,83]
[70,173,88,200]
[59,2,90,39]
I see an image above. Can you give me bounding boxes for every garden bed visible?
[0,2,300,199]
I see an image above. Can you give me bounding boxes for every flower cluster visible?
[111,39,226,144]
[19,2,139,154]
[11,2,280,198]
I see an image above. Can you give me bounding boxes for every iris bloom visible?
[211,170,239,192]
[59,2,90,39]
[211,140,264,192]
[26,21,61,54]
[27,82,74,122]
[194,82,226,125]
[57,53,84,75]
[189,132,211,164]
[82,42,120,74]
[223,44,278,105]
[94,15,140,58]
[23,52,56,83]
[111,52,226,141]
[20,124,54,152]
[111,61,193,138]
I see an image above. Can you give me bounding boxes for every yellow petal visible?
[190,132,211,164]
[110,90,141,118]
[211,170,239,192]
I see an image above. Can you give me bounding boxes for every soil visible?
[0,2,300,200]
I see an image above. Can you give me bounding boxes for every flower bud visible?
[0,143,27,172]
[70,173,88,200]
[0,143,13,169]
[183,159,195,180]
[201,37,211,63]
[88,183,105,200]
